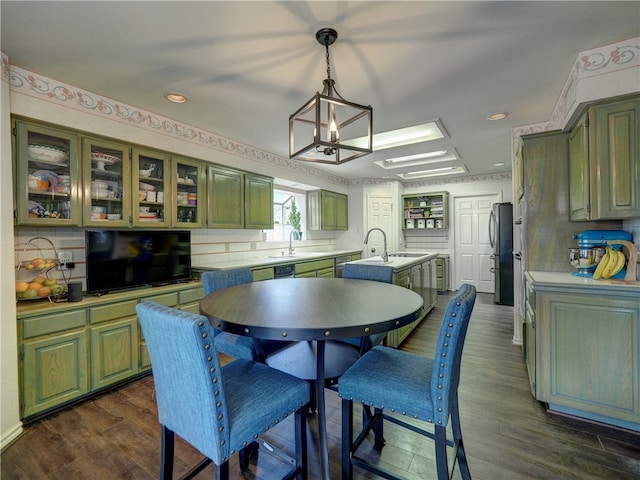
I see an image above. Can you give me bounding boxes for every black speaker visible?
[67,282,83,302]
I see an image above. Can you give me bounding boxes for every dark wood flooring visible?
[2,293,639,479]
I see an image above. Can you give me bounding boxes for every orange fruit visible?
[27,282,43,291]
[37,286,51,298]
[15,281,29,293]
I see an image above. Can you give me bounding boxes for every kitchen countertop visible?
[526,270,640,296]
[192,250,362,271]
[347,251,439,270]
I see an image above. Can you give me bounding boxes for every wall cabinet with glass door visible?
[82,137,131,227]
[172,156,206,227]
[132,148,171,227]
[13,119,82,226]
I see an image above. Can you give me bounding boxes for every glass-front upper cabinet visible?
[14,120,82,226]
[172,156,205,227]
[132,148,171,227]
[82,137,130,228]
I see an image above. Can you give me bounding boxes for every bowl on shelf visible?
[28,144,68,164]
[106,213,121,220]
[139,182,155,191]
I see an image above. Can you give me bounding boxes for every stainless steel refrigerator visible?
[489,202,514,306]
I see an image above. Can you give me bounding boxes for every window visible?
[265,188,307,241]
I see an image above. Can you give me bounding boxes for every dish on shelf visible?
[139,182,155,191]
[91,152,121,170]
[28,144,68,164]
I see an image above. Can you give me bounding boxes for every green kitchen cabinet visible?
[526,273,640,430]
[295,258,335,278]
[19,308,89,419]
[387,256,437,347]
[17,281,202,420]
[131,147,172,227]
[90,318,139,390]
[207,165,244,228]
[82,136,131,227]
[252,267,275,282]
[13,119,83,226]
[172,155,206,227]
[436,255,449,293]
[244,173,274,229]
[207,166,273,229]
[307,189,348,231]
[569,95,640,221]
[22,329,89,419]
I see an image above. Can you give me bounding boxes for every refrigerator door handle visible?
[489,209,496,250]
[513,252,522,261]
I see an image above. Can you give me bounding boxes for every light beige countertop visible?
[192,250,362,271]
[526,270,640,296]
[347,252,439,271]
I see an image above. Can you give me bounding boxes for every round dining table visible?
[200,276,424,480]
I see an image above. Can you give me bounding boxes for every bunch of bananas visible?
[593,247,627,280]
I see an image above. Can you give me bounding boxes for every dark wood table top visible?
[199,277,424,341]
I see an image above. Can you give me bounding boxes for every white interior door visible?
[454,194,499,293]
[366,195,395,257]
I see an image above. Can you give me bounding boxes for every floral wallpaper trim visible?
[515,36,639,137]
[6,62,349,188]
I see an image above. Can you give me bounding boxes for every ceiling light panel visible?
[374,149,460,170]
[396,165,468,180]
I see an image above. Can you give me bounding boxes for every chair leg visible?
[434,425,449,480]
[341,398,354,480]
[238,442,258,472]
[160,425,174,480]
[451,398,471,480]
[215,461,229,480]
[295,407,308,480]
[362,406,385,451]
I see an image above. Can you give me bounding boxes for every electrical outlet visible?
[58,252,72,264]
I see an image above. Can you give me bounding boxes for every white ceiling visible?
[2,1,639,184]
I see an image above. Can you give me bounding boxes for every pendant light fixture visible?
[289,28,373,164]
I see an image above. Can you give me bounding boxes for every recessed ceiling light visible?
[165,92,188,104]
[493,162,505,167]
[487,112,508,121]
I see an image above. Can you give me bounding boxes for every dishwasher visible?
[274,264,295,279]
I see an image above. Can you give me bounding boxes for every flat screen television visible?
[85,229,192,294]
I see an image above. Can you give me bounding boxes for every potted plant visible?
[288,199,302,239]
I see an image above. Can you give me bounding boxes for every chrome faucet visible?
[363,227,389,263]
[288,230,300,255]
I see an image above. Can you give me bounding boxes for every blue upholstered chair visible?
[341,263,393,353]
[201,268,287,362]
[339,284,477,480]
[136,300,310,480]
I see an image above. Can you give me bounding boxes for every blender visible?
[569,230,632,278]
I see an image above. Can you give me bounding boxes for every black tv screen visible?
[86,230,192,294]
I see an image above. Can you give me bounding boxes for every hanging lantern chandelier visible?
[289,28,373,165]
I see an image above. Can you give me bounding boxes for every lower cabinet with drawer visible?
[294,258,335,278]
[17,282,203,420]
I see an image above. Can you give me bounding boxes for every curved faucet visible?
[363,227,389,263]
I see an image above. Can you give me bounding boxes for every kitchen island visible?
[525,271,640,432]
[347,252,439,347]
[192,250,362,280]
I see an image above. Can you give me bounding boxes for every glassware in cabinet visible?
[82,138,130,227]
[172,156,205,227]
[14,120,81,226]
[132,148,171,227]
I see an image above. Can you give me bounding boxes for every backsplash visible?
[14,226,337,291]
